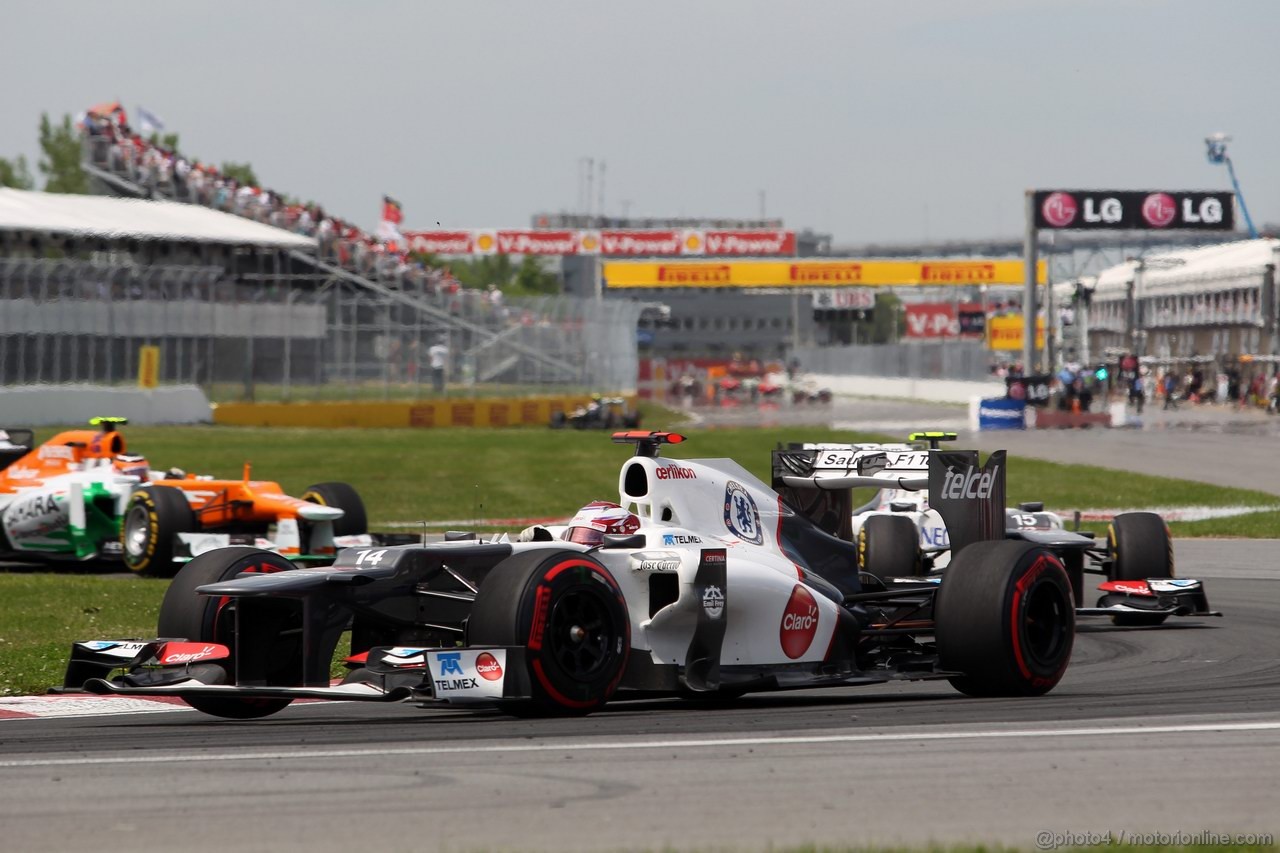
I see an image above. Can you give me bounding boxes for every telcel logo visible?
[942,465,999,500]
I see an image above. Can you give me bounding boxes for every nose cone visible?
[297,503,344,522]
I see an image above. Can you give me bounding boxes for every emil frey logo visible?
[723,481,763,545]
[702,585,725,619]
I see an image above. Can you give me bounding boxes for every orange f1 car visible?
[0,418,376,577]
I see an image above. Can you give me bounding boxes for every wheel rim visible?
[1022,578,1070,668]
[123,504,151,559]
[547,587,618,681]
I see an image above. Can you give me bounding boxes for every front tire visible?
[1105,512,1173,626]
[857,515,921,580]
[122,486,196,577]
[157,546,298,719]
[936,540,1074,697]
[467,550,630,716]
[300,482,367,537]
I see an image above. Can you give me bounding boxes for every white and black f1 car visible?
[60,431,1078,719]
[772,432,1219,627]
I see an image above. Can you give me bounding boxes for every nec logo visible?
[942,465,1000,500]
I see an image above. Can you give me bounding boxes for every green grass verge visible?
[77,423,1277,530]
[0,574,168,696]
[3,421,1276,697]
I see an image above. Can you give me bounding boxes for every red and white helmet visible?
[562,500,640,546]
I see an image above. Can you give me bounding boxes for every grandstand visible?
[0,115,642,400]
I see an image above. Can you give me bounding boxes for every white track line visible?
[3,720,1278,769]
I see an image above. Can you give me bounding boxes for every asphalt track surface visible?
[1,402,1278,851]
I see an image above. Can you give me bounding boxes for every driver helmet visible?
[112,453,150,480]
[562,500,640,546]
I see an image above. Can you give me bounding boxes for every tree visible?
[512,255,561,295]
[148,131,181,152]
[38,112,88,194]
[220,161,258,187]
[0,155,34,190]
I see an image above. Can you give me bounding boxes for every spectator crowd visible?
[79,104,513,321]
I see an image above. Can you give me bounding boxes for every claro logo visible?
[942,464,1000,500]
[779,585,819,659]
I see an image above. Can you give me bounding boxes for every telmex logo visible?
[656,265,731,284]
[920,263,996,283]
[942,465,1000,500]
[789,264,862,283]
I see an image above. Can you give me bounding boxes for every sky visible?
[3,0,1276,246]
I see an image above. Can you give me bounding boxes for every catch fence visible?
[0,257,641,401]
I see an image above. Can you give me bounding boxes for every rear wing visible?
[773,442,1007,555]
[0,428,35,472]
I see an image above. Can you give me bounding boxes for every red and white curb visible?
[0,694,193,720]
[1072,505,1277,522]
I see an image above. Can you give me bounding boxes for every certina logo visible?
[1141,193,1177,227]
[789,263,861,283]
[702,585,725,619]
[1040,192,1078,227]
[663,533,702,545]
[655,465,697,480]
[475,652,503,681]
[779,585,819,659]
[656,264,732,284]
[160,644,222,665]
[942,465,1000,500]
[920,263,996,283]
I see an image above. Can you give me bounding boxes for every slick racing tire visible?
[122,485,197,578]
[1106,512,1173,627]
[549,411,567,429]
[936,540,1074,697]
[300,482,368,537]
[468,550,630,717]
[157,547,298,719]
[857,515,921,581]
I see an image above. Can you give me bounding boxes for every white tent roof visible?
[1082,238,1279,300]
[0,188,315,250]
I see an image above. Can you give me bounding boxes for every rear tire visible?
[1106,512,1173,626]
[936,540,1074,697]
[467,550,630,716]
[300,482,367,537]
[122,486,196,578]
[157,547,298,719]
[857,515,921,580]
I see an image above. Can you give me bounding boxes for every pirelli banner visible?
[602,258,1047,289]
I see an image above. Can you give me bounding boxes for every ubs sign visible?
[1033,190,1234,231]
